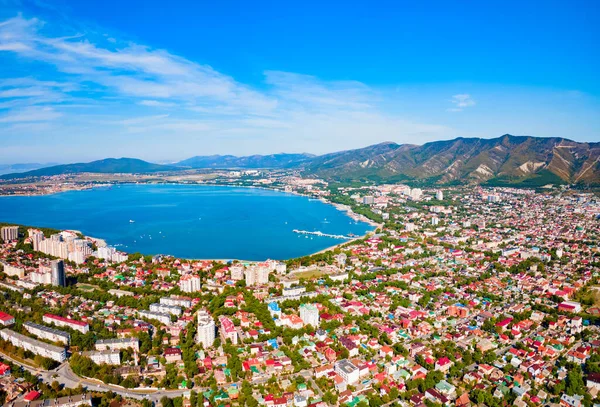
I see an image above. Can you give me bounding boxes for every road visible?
[2,353,317,405]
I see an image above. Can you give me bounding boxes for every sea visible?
[0,184,374,260]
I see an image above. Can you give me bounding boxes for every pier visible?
[292,229,352,240]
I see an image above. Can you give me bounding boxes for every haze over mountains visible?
[3,135,599,186]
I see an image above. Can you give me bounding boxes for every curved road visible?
[3,352,316,404]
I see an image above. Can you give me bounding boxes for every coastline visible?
[0,181,378,262]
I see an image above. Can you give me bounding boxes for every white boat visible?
[129,219,135,223]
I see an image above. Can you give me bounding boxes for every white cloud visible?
[448,94,476,112]
[138,99,175,108]
[0,106,62,122]
[0,14,462,160]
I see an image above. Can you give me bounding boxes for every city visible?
[0,181,599,407]
[0,1,599,407]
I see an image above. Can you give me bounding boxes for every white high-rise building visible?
[245,265,270,286]
[1,226,19,242]
[229,265,245,281]
[196,310,215,348]
[28,229,44,251]
[409,188,423,201]
[30,265,52,285]
[179,274,201,293]
[299,303,320,327]
[436,190,444,200]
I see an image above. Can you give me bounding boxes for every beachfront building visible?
[1,226,19,242]
[244,265,270,286]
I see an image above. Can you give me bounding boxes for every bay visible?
[0,184,373,260]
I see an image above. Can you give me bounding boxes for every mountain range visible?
[0,158,179,180]
[2,135,599,186]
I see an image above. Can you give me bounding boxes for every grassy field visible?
[291,268,329,280]
[76,283,100,292]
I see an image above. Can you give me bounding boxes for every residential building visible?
[197,310,215,348]
[24,322,70,344]
[1,226,18,242]
[334,359,359,385]
[51,259,66,287]
[0,312,15,327]
[299,303,320,327]
[43,314,89,334]
[82,350,121,365]
[219,316,238,345]
[0,329,66,362]
[150,303,182,316]
[179,274,201,293]
[95,337,139,352]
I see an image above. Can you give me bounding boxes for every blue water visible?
[0,184,373,260]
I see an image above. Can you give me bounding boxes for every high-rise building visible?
[1,226,19,242]
[245,265,270,286]
[179,274,201,293]
[436,190,444,200]
[29,230,44,251]
[196,310,215,348]
[51,260,66,287]
[229,265,245,281]
[299,303,320,327]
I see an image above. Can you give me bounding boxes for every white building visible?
[334,359,359,384]
[95,337,139,352]
[229,265,245,281]
[160,296,192,308]
[245,265,270,286]
[0,329,66,362]
[1,226,19,242]
[179,274,201,293]
[83,350,121,365]
[196,310,215,348]
[24,322,70,345]
[43,314,89,334]
[299,303,320,327]
[150,303,182,316]
[362,196,375,205]
[0,262,25,278]
[138,310,172,325]
[436,190,444,200]
[30,268,52,285]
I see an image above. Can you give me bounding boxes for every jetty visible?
[293,229,351,240]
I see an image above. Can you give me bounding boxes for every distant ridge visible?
[176,153,314,169]
[0,158,179,179]
[3,135,599,185]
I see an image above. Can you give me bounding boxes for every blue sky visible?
[0,0,598,164]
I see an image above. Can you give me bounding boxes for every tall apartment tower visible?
[51,260,66,287]
[1,226,19,242]
[196,310,215,348]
